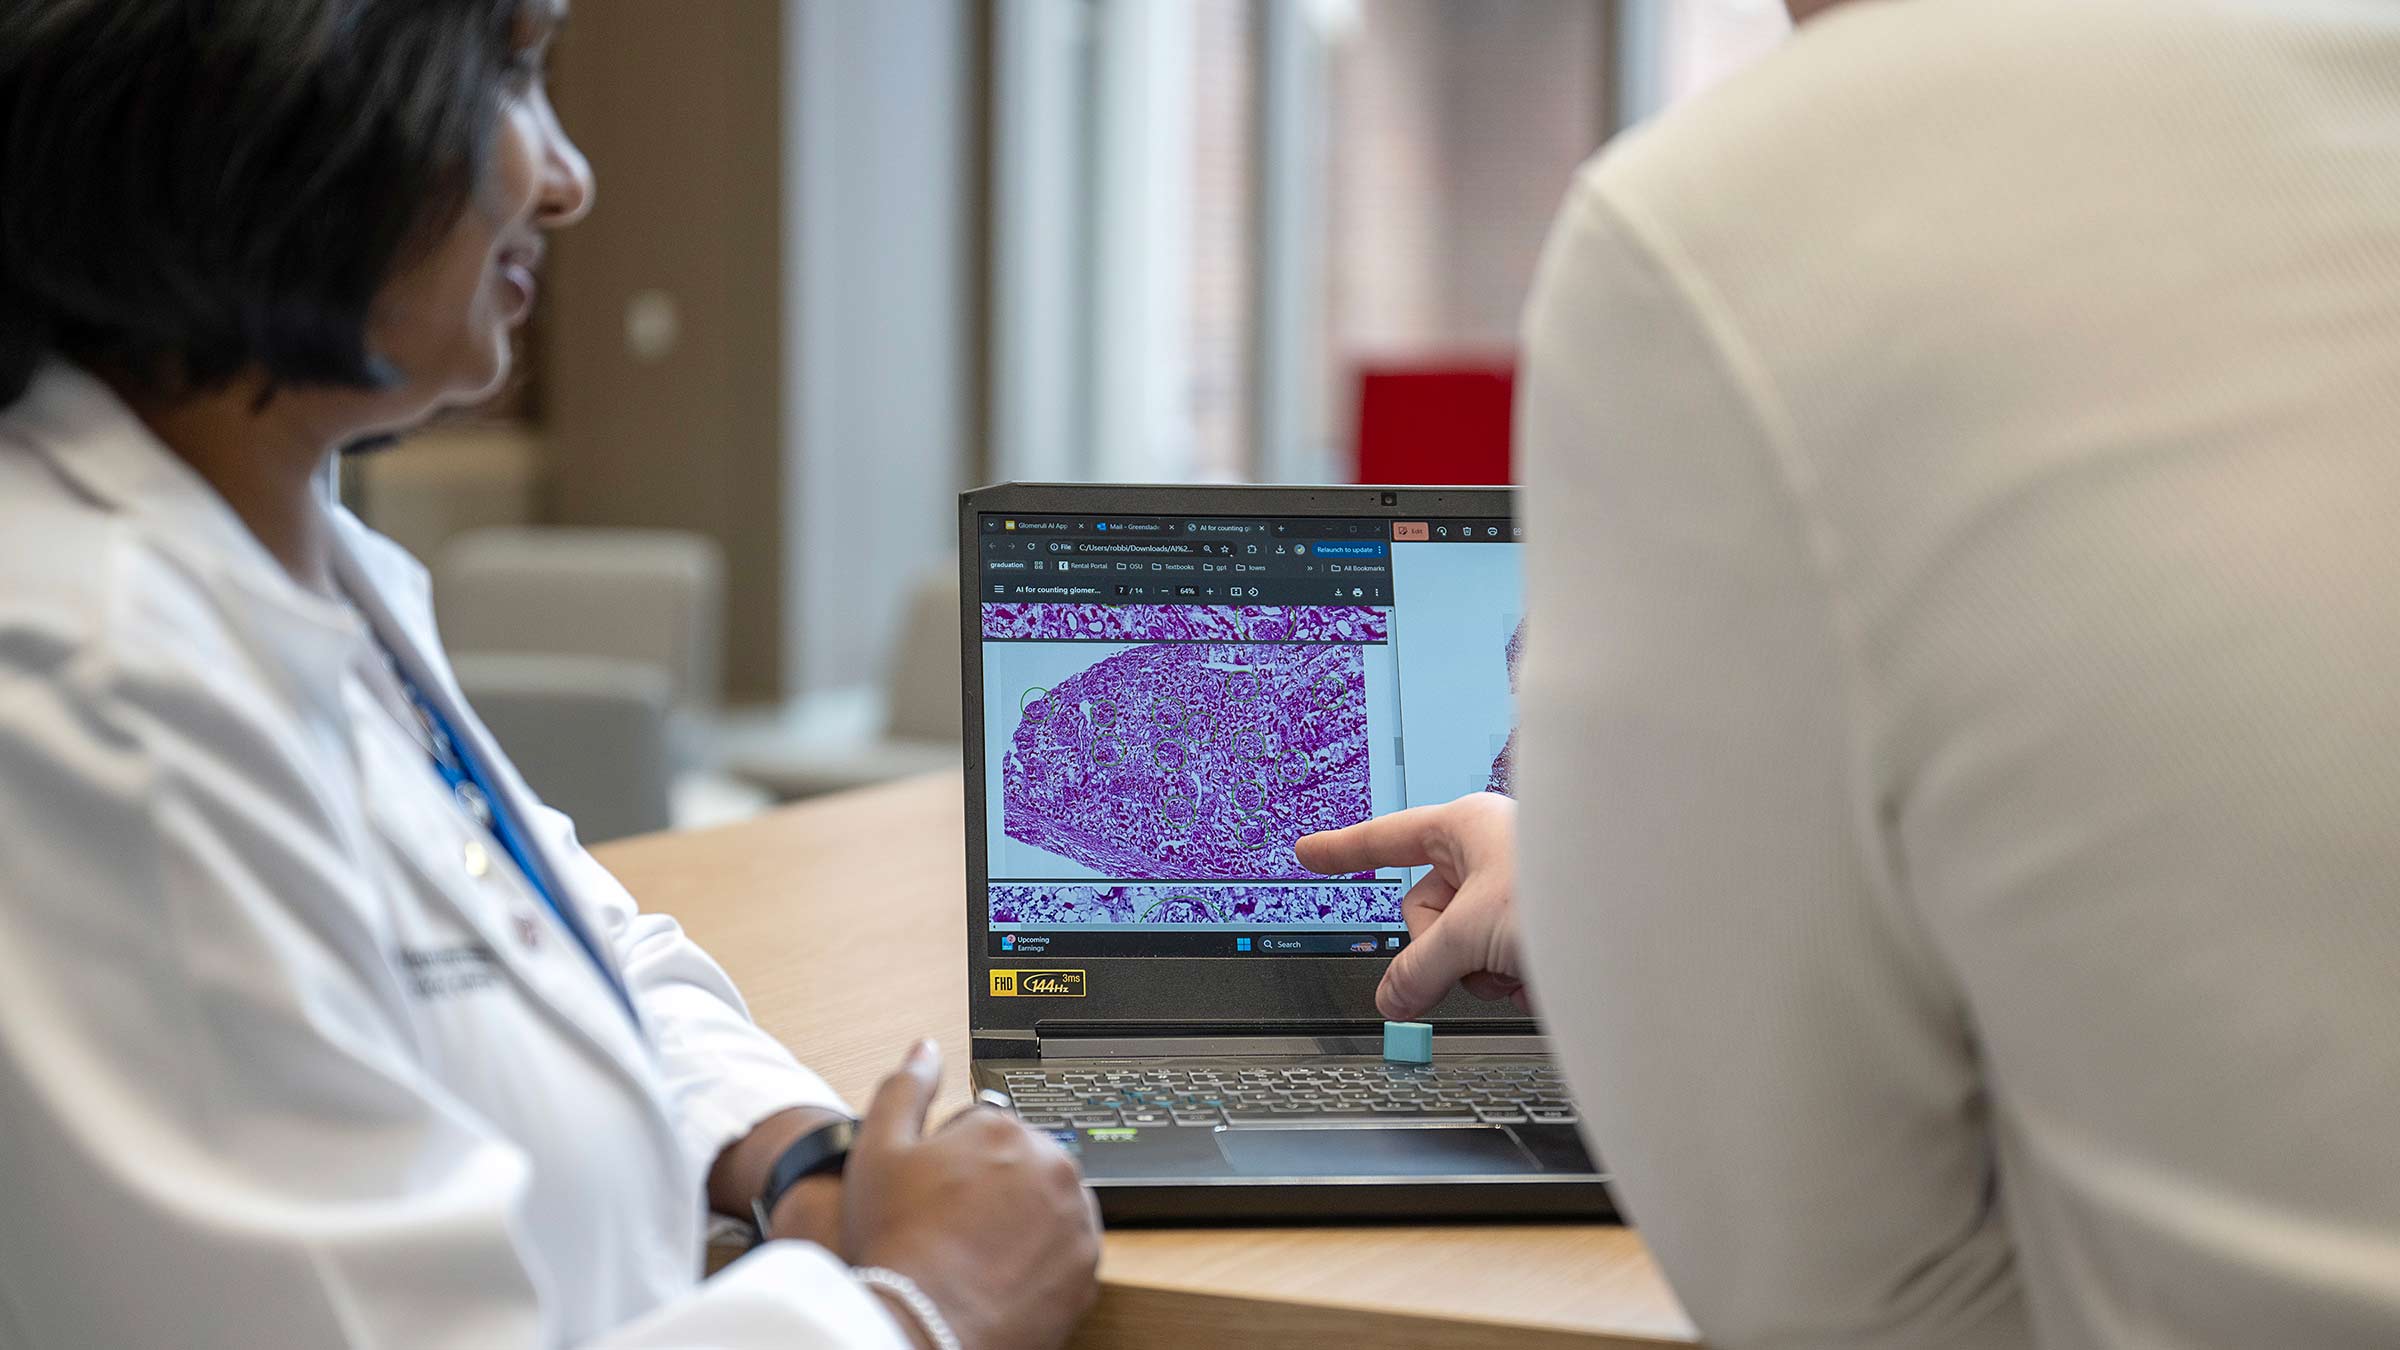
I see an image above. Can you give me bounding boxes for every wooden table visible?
[593,773,1698,1349]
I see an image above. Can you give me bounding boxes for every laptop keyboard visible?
[997,1062,1580,1129]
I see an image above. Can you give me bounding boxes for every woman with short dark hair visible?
[0,3,1099,1346]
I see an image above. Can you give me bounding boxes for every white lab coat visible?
[0,363,911,1348]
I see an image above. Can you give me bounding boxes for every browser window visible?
[977,511,1523,960]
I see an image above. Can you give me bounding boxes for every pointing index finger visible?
[1294,803,1449,876]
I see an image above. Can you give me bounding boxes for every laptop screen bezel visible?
[960,482,1527,1041]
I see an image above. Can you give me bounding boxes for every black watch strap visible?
[751,1117,859,1239]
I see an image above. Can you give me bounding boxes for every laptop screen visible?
[974,506,1522,963]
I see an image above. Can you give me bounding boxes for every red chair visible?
[1352,359,1516,485]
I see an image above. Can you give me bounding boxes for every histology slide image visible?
[995,633,1375,881]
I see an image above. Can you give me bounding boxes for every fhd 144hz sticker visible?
[990,969,1087,997]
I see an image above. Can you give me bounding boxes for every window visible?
[988,0,1784,487]
[1316,1,1610,476]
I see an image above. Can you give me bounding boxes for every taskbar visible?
[988,930,1408,959]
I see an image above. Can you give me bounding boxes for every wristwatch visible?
[751,1116,859,1240]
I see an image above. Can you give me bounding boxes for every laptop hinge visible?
[969,1029,1041,1062]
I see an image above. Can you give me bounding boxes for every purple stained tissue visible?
[1485,617,1526,797]
[1002,642,1372,879]
[983,603,1388,644]
[989,883,1401,925]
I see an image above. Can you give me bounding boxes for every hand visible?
[842,1040,1102,1350]
[1296,792,1527,1019]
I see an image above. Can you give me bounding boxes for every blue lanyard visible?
[382,645,639,1025]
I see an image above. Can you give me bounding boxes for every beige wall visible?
[543,0,977,703]
[543,0,791,701]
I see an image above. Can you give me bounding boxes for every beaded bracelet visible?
[853,1266,962,1350]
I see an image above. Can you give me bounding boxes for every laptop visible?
[959,483,1610,1224]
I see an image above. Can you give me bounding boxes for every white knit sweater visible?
[1517,1,2400,1345]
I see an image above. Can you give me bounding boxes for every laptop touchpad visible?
[1214,1126,1540,1177]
